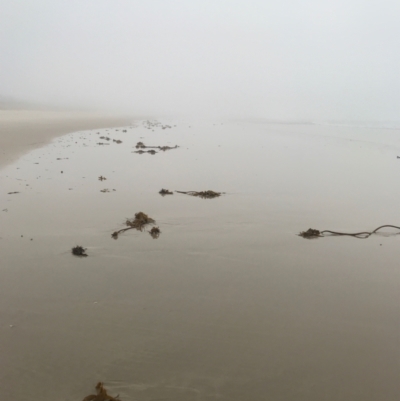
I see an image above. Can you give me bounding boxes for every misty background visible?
[1,0,399,120]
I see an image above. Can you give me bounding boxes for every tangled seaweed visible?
[112,212,155,239]
[149,226,161,238]
[176,190,222,199]
[299,225,400,239]
[134,142,178,152]
[159,188,173,196]
[82,382,120,401]
[134,149,157,155]
[298,228,322,239]
[72,246,88,257]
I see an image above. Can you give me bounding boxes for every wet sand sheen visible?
[0,119,399,400]
[0,109,132,168]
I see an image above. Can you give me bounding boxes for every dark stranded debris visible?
[176,190,223,199]
[72,246,88,257]
[159,188,173,196]
[112,212,155,239]
[149,226,161,239]
[7,192,19,195]
[298,228,322,239]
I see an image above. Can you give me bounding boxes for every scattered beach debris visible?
[99,136,111,141]
[113,139,122,144]
[100,189,111,193]
[112,212,155,239]
[72,246,88,257]
[122,129,127,132]
[142,120,172,130]
[82,382,120,401]
[176,190,222,199]
[134,142,179,154]
[98,176,107,181]
[134,149,156,155]
[7,191,19,195]
[97,142,110,145]
[299,225,400,239]
[149,226,161,239]
[159,188,173,196]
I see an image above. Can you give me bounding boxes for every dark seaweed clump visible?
[159,188,173,196]
[176,190,222,199]
[149,226,161,239]
[298,228,321,239]
[72,246,88,257]
[112,212,155,239]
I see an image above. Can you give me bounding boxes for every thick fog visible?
[1,1,399,120]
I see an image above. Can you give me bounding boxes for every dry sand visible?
[0,109,132,168]
[0,117,399,400]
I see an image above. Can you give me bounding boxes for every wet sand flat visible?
[0,120,399,400]
[0,109,132,168]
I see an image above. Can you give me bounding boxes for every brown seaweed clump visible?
[158,145,178,151]
[298,228,321,239]
[159,188,173,196]
[82,382,120,401]
[133,149,157,155]
[72,246,88,257]
[149,226,161,239]
[112,212,155,239]
[134,142,178,153]
[176,190,222,199]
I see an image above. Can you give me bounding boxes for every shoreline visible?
[0,109,133,168]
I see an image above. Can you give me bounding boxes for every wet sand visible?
[0,119,399,400]
[0,110,132,168]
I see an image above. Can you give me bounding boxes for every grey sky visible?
[1,0,399,120]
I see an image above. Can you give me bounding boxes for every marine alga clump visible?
[112,212,155,239]
[176,190,222,199]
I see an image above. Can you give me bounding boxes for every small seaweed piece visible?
[98,176,107,181]
[113,139,122,144]
[82,382,120,401]
[159,188,173,196]
[149,226,161,239]
[100,189,110,193]
[158,145,178,151]
[136,141,145,148]
[298,228,322,239]
[7,191,19,195]
[72,246,88,257]
[176,190,222,199]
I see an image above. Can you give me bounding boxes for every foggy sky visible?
[1,0,399,120]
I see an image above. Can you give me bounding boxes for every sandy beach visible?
[0,116,399,400]
[0,110,132,168]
